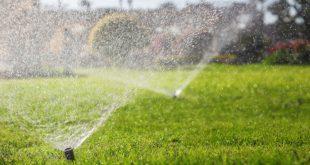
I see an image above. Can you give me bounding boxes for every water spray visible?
[1,0,256,155]
[64,148,75,161]
[173,89,182,98]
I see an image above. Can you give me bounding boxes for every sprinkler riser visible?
[64,148,75,161]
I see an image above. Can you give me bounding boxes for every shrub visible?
[211,54,238,64]
[155,55,194,69]
[220,30,270,64]
[296,45,310,64]
[175,30,212,64]
[264,40,310,65]
[149,32,176,56]
[263,50,297,64]
[267,39,309,54]
[88,13,149,65]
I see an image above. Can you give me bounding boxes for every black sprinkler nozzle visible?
[64,148,75,161]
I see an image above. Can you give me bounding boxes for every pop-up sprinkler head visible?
[173,89,182,98]
[64,148,75,161]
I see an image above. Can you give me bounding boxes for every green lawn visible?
[0,64,309,164]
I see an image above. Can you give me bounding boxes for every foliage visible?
[267,0,309,40]
[297,44,310,64]
[159,2,177,10]
[216,0,309,65]
[148,30,212,66]
[221,30,269,64]
[80,0,91,10]
[263,50,296,65]
[0,65,309,163]
[211,54,237,64]
[267,39,309,53]
[175,30,212,64]
[149,32,176,56]
[155,55,198,69]
[264,40,310,65]
[88,13,149,65]
[220,9,270,64]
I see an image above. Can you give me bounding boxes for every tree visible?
[128,0,133,9]
[58,0,62,9]
[220,2,269,63]
[160,2,177,10]
[268,0,309,40]
[178,30,213,64]
[80,0,91,10]
[88,14,149,65]
[1,1,57,78]
[119,0,123,8]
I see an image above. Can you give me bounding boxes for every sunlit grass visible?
[0,64,309,164]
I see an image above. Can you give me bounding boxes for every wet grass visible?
[0,64,309,164]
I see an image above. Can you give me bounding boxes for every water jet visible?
[173,89,182,98]
[1,0,256,154]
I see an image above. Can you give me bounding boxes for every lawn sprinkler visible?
[173,89,182,98]
[64,148,75,161]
